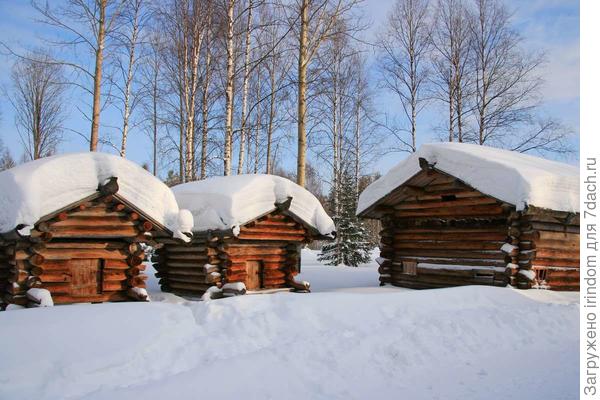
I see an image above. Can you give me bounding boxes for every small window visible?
[403,261,417,275]
[441,194,457,202]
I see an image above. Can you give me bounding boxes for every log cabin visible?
[153,174,336,297]
[0,153,193,309]
[357,143,579,291]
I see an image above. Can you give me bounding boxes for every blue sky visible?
[0,0,579,178]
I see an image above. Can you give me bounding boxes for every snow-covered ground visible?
[0,250,578,400]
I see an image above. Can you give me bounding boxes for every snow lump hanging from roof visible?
[172,174,335,238]
[0,152,193,241]
[357,142,579,216]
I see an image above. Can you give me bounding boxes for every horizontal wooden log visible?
[225,246,288,257]
[166,281,213,292]
[104,260,130,270]
[51,292,130,304]
[395,204,506,218]
[103,281,128,291]
[50,217,135,228]
[393,232,508,241]
[532,258,580,268]
[40,282,71,294]
[225,273,248,282]
[535,240,579,251]
[103,270,128,281]
[533,248,579,260]
[240,226,306,236]
[164,253,211,261]
[392,240,504,250]
[264,270,287,279]
[39,271,71,283]
[46,226,139,238]
[393,249,504,260]
[393,196,498,210]
[166,274,220,285]
[524,222,579,234]
[43,241,127,250]
[394,256,504,267]
[254,220,298,228]
[236,232,305,241]
[20,248,127,261]
[164,245,209,254]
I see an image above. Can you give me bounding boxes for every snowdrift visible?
[172,174,335,237]
[0,152,193,240]
[357,142,579,215]
[0,286,577,400]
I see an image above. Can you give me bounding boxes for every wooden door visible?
[245,261,263,290]
[69,259,102,297]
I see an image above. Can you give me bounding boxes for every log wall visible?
[1,195,157,309]
[517,211,580,291]
[376,170,511,289]
[371,169,580,291]
[155,212,306,297]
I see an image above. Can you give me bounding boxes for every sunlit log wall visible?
[0,193,167,309]
[154,212,308,297]
[370,168,579,291]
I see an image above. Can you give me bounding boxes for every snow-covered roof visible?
[172,174,336,237]
[357,142,579,215]
[0,152,193,240]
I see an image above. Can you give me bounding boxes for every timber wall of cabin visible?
[514,210,580,291]
[0,195,155,309]
[374,167,580,291]
[376,170,512,289]
[154,212,305,296]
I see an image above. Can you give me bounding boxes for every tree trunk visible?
[237,0,253,174]
[152,80,158,175]
[265,47,277,174]
[200,44,212,180]
[296,0,308,187]
[120,7,139,158]
[90,0,107,151]
[448,80,454,142]
[223,0,236,176]
[456,82,463,142]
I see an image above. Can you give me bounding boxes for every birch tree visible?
[236,0,255,174]
[293,0,361,187]
[30,0,127,151]
[223,0,237,175]
[431,0,471,142]
[378,0,431,152]
[113,0,148,157]
[140,32,164,176]
[469,0,542,146]
[8,53,67,160]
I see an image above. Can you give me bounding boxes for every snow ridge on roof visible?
[357,142,579,215]
[0,152,193,240]
[172,174,336,237]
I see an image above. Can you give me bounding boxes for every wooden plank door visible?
[69,259,102,297]
[245,261,263,290]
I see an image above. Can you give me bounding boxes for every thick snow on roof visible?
[172,174,335,237]
[0,152,193,240]
[358,142,579,215]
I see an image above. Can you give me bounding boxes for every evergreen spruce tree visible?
[319,170,373,267]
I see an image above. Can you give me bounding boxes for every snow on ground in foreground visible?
[0,250,578,400]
